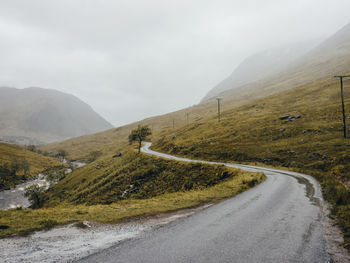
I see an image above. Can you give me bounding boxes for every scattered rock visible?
[280,115,290,120]
[280,115,301,122]
[310,153,322,159]
[289,161,296,167]
[112,153,122,158]
[82,221,91,228]
[120,185,134,198]
[279,128,285,132]
[130,187,139,193]
[171,146,179,153]
[302,130,309,134]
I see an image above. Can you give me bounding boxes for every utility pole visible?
[216,98,222,122]
[334,75,350,138]
[186,113,189,126]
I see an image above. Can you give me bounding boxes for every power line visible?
[334,75,350,138]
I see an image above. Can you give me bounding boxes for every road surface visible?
[78,142,330,262]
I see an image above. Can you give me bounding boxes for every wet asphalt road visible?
[78,142,330,263]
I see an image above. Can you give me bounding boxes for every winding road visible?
[78,142,330,262]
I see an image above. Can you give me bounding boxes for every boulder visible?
[280,115,290,120]
[112,153,122,158]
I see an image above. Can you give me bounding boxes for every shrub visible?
[24,184,46,209]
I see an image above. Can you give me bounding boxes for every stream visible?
[0,161,85,210]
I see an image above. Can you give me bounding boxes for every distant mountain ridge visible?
[202,22,350,104]
[0,87,113,144]
[202,39,322,101]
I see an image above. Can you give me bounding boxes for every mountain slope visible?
[208,22,350,105]
[202,40,321,101]
[0,87,113,144]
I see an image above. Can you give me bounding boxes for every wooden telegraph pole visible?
[216,98,222,122]
[334,75,350,138]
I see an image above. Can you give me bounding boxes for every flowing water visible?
[0,161,86,210]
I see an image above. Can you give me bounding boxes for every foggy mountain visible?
[203,22,350,105]
[0,87,113,145]
[202,40,322,102]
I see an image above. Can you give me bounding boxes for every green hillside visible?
[44,150,262,206]
[152,74,350,248]
[0,148,264,237]
[0,142,62,189]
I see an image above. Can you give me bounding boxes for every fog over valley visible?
[0,0,349,126]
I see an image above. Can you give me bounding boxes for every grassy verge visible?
[0,168,264,237]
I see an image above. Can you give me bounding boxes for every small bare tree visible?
[128,125,152,153]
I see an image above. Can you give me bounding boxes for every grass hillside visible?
[210,22,350,107]
[152,74,350,248]
[0,149,264,237]
[202,39,321,101]
[44,150,261,206]
[0,142,62,189]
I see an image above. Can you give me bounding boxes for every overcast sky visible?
[0,0,350,126]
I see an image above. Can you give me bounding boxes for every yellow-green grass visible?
[0,168,264,237]
[38,73,350,249]
[0,142,61,174]
[0,142,62,188]
[43,149,250,206]
[152,74,350,184]
[152,74,350,248]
